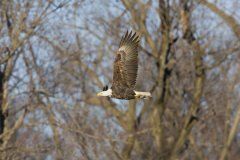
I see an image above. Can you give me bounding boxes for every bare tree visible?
[0,0,240,159]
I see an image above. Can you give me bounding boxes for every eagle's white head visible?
[97,85,112,97]
[97,89,112,97]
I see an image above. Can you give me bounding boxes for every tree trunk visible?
[0,71,4,143]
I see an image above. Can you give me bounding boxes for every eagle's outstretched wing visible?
[112,31,140,89]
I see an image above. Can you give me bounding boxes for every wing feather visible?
[112,31,140,89]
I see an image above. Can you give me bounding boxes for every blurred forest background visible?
[0,0,240,159]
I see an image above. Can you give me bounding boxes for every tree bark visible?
[0,71,4,138]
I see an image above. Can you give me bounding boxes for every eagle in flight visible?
[97,31,151,100]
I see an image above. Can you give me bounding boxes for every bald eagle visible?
[97,31,151,100]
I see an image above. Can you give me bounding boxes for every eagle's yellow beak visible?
[97,92,102,96]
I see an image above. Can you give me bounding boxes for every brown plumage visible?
[111,31,140,99]
[97,31,151,100]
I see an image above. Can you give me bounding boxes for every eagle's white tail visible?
[134,91,152,99]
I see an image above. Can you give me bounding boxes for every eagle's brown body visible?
[97,31,151,100]
[111,31,139,100]
[111,85,136,100]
